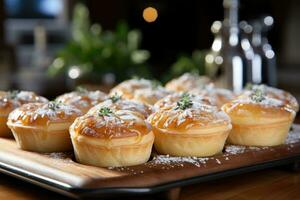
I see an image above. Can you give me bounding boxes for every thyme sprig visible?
[76,86,88,94]
[109,93,122,103]
[48,101,62,110]
[98,107,113,117]
[245,83,253,90]
[175,93,193,110]
[7,90,19,99]
[151,80,161,89]
[250,88,266,103]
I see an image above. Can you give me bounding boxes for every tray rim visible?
[0,153,299,199]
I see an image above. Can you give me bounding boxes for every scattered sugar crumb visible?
[286,131,300,144]
[147,154,210,168]
[225,145,246,154]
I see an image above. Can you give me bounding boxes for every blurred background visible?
[0,0,299,99]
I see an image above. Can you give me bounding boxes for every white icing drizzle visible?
[153,92,213,111]
[150,99,231,129]
[166,73,211,91]
[243,84,298,110]
[133,86,172,105]
[110,78,154,96]
[77,109,150,138]
[88,99,152,118]
[9,102,82,123]
[16,91,48,103]
[56,90,107,108]
[190,84,234,107]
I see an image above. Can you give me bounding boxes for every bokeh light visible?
[143,7,158,23]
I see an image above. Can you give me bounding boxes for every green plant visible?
[165,50,207,82]
[48,3,151,82]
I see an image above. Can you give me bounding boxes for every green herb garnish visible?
[7,90,19,99]
[175,93,193,110]
[151,80,161,89]
[48,101,62,110]
[131,75,140,80]
[76,86,88,94]
[109,93,122,103]
[245,83,253,90]
[98,107,113,116]
[250,88,265,103]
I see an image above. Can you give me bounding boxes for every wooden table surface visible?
[0,168,299,200]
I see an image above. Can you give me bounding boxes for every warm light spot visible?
[143,7,158,23]
[68,66,81,79]
[205,54,214,64]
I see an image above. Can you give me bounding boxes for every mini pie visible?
[109,78,154,99]
[56,87,107,113]
[7,101,82,152]
[243,84,299,112]
[70,107,154,167]
[165,73,211,92]
[88,94,153,119]
[132,86,172,105]
[191,84,235,108]
[148,95,232,157]
[0,91,48,137]
[222,88,296,146]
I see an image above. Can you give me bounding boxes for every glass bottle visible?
[250,17,276,86]
[213,0,251,93]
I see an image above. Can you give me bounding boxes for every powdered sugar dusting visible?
[35,103,82,120]
[225,145,246,154]
[148,154,210,167]
[286,129,300,144]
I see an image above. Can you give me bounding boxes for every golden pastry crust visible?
[88,97,152,119]
[132,86,172,105]
[7,102,82,152]
[72,110,151,139]
[7,102,82,127]
[148,98,231,156]
[222,89,296,146]
[56,89,107,113]
[243,84,299,112]
[109,78,154,99]
[0,91,48,116]
[0,91,48,137]
[0,94,21,117]
[70,107,154,167]
[165,73,211,92]
[191,84,235,108]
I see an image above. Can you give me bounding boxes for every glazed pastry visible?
[153,92,213,112]
[222,88,296,146]
[88,94,152,119]
[0,90,48,137]
[70,107,154,167]
[109,78,155,99]
[191,84,235,108]
[132,85,172,105]
[243,84,299,112]
[14,91,48,104]
[148,94,231,157]
[56,87,107,113]
[7,101,82,152]
[165,73,211,92]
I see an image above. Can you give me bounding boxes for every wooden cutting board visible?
[0,125,299,199]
